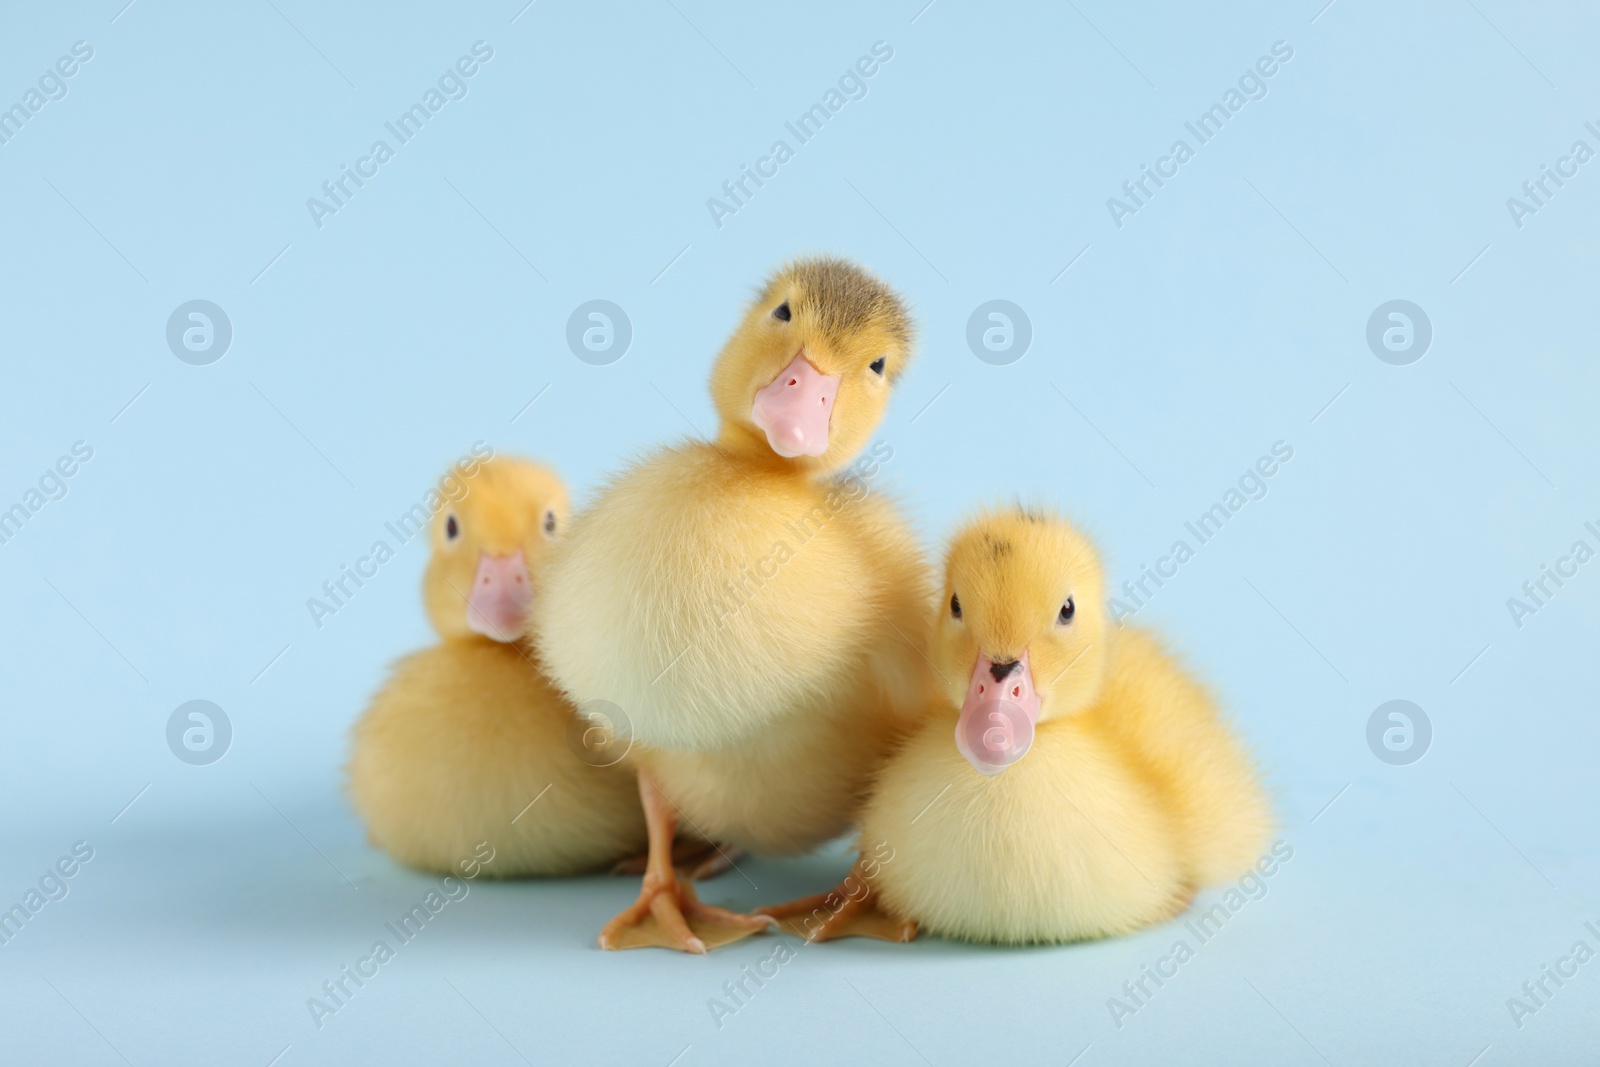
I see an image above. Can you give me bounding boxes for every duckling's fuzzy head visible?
[423,456,569,643]
[712,256,913,473]
[935,508,1109,772]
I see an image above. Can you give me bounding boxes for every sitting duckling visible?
[534,257,934,952]
[766,508,1270,944]
[348,456,649,877]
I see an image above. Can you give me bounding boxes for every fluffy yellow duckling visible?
[534,257,933,952]
[771,508,1271,944]
[348,456,648,877]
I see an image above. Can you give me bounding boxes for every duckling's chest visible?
[864,720,1184,941]
[603,453,885,647]
[548,447,893,750]
[623,452,874,594]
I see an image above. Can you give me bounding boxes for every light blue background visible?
[3,1,1598,1063]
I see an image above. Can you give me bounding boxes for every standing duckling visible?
[348,456,648,877]
[534,257,934,952]
[770,508,1270,944]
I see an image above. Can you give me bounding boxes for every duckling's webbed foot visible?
[599,772,773,953]
[756,867,917,944]
[600,876,773,953]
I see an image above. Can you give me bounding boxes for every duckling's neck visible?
[712,423,833,481]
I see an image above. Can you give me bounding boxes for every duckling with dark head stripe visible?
[533,257,935,952]
[762,507,1271,944]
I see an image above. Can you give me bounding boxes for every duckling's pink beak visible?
[751,353,839,458]
[955,651,1039,776]
[465,550,531,641]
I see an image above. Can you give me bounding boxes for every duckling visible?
[534,257,934,952]
[766,508,1271,944]
[348,456,649,877]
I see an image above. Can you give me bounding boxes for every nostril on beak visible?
[990,660,1020,682]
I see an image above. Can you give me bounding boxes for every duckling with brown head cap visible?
[533,257,934,952]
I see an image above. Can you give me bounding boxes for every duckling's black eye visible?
[950,593,962,619]
[543,510,557,537]
[1058,598,1075,625]
[772,301,791,322]
[445,514,460,541]
[869,356,886,376]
